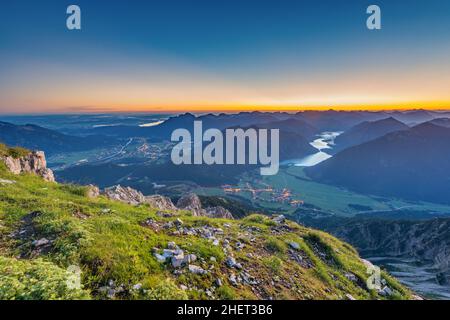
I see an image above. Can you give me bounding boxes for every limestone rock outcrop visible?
[1,151,55,182]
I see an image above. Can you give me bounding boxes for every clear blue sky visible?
[1,0,449,113]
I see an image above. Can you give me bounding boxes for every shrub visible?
[263,256,283,274]
[0,143,29,158]
[265,237,286,254]
[0,256,90,300]
[144,279,187,300]
[216,285,235,300]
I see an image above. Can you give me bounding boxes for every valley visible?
[2,110,450,299]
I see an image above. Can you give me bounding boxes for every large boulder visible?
[2,151,55,182]
[176,193,203,216]
[144,195,177,211]
[177,193,234,219]
[103,185,146,205]
[86,185,100,199]
[204,206,234,219]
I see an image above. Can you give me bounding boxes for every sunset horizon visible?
[1,1,450,115]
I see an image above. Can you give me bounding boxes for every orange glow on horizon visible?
[49,101,450,114]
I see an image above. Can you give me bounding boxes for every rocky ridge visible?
[1,150,55,182]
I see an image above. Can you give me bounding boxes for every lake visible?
[284,131,342,167]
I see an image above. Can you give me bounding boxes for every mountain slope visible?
[333,117,409,153]
[306,123,450,204]
[0,121,116,155]
[0,153,411,300]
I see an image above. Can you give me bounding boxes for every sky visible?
[0,0,450,114]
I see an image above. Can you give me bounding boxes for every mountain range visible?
[307,121,450,204]
[0,121,116,155]
[332,117,409,154]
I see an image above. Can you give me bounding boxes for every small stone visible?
[180,285,188,291]
[167,241,178,249]
[188,264,207,275]
[234,263,243,270]
[0,179,16,185]
[171,253,185,268]
[344,272,358,282]
[210,256,217,262]
[229,274,238,286]
[175,218,184,226]
[32,238,50,247]
[289,241,300,250]
[184,254,197,264]
[153,253,167,263]
[345,294,356,300]
[225,256,236,268]
[215,278,222,287]
[378,286,393,297]
[212,239,220,246]
[132,283,142,291]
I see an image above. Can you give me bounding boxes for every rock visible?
[272,215,286,224]
[171,253,185,268]
[210,256,217,262]
[378,286,393,297]
[2,151,55,182]
[235,242,245,250]
[212,239,220,246]
[177,193,203,216]
[103,185,146,205]
[188,264,207,275]
[204,206,234,219]
[180,285,188,291]
[0,179,16,185]
[184,254,197,264]
[226,256,237,268]
[361,258,375,269]
[289,241,300,250]
[234,263,243,270]
[344,272,358,282]
[167,241,178,250]
[144,195,177,211]
[215,278,222,287]
[141,218,161,231]
[132,283,142,291]
[174,218,184,226]
[86,185,100,198]
[229,274,238,286]
[32,238,50,247]
[153,253,167,263]
[345,294,356,300]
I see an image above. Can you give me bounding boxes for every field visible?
[194,166,450,218]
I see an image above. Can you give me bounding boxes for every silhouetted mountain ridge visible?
[306,123,450,204]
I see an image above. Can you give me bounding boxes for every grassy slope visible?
[0,163,411,300]
[0,143,30,159]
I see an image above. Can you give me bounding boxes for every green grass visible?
[0,164,413,300]
[0,143,30,159]
[195,166,450,217]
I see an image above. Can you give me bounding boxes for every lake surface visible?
[284,131,342,167]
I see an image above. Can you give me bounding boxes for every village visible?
[221,182,304,208]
